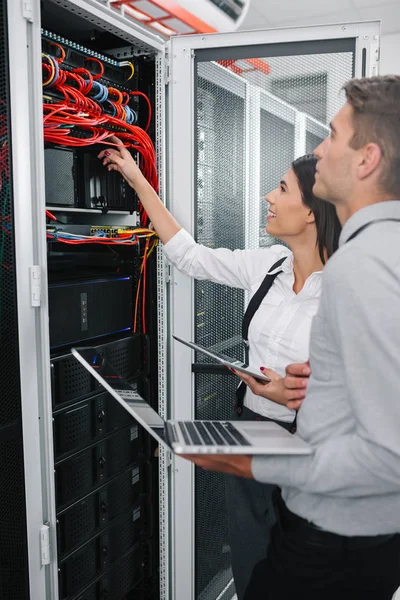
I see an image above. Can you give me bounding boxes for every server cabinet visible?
[5,1,167,599]
[3,1,380,599]
[167,21,380,600]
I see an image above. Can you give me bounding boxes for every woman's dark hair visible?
[292,154,341,264]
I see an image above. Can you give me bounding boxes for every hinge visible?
[165,262,172,284]
[21,0,34,22]
[30,266,41,307]
[164,57,171,85]
[40,524,51,566]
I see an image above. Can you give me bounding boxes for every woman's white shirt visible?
[163,228,321,423]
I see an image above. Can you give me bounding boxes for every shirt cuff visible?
[163,228,196,262]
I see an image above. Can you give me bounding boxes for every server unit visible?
[2,1,379,599]
[38,5,162,596]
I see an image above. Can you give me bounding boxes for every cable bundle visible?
[42,43,158,225]
[46,217,158,333]
[43,42,159,332]
[46,226,156,246]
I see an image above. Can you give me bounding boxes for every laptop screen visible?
[71,346,164,429]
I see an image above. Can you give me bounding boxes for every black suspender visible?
[235,257,286,416]
[235,218,400,420]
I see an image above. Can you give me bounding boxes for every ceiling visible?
[239,0,400,35]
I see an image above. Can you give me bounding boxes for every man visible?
[183,75,400,599]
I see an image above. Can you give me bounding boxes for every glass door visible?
[166,21,380,600]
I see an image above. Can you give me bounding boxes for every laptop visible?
[173,334,271,382]
[71,346,312,456]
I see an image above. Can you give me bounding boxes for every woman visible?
[99,137,341,599]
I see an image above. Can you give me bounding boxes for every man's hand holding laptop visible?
[182,360,312,473]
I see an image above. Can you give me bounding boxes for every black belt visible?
[273,489,396,550]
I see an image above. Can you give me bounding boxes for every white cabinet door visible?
[166,21,380,600]
[5,0,57,598]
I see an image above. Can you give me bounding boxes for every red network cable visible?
[42,44,158,331]
[42,47,158,226]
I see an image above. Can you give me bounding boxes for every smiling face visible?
[265,167,314,241]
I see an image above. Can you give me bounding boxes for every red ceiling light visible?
[110,0,213,35]
[110,0,270,75]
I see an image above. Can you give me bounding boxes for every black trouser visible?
[225,407,293,600]
[244,491,400,600]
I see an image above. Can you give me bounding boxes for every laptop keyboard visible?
[175,421,250,446]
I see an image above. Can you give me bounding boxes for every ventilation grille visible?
[54,391,138,459]
[55,426,143,509]
[51,334,146,408]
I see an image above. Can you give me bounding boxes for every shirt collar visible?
[339,200,400,247]
[282,252,294,274]
[272,251,322,277]
[278,252,322,278]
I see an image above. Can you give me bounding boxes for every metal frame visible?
[180,22,378,62]
[47,0,164,52]
[295,112,307,158]
[6,0,168,598]
[7,0,56,598]
[167,20,380,600]
[245,87,260,253]
[306,115,330,141]
[155,48,170,600]
[259,87,296,126]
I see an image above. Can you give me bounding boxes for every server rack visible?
[2,2,379,599]
[39,3,165,598]
[5,1,168,599]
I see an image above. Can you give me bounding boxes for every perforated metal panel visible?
[52,353,100,408]
[0,7,23,428]
[59,510,145,599]
[195,73,246,597]
[194,43,354,600]
[54,401,94,456]
[259,105,295,248]
[58,494,97,557]
[0,2,30,598]
[266,53,353,122]
[64,545,142,600]
[57,464,150,559]
[51,334,146,409]
[44,148,76,206]
[55,427,144,509]
[108,544,142,597]
[59,538,98,599]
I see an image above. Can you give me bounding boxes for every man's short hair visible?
[344,75,400,197]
